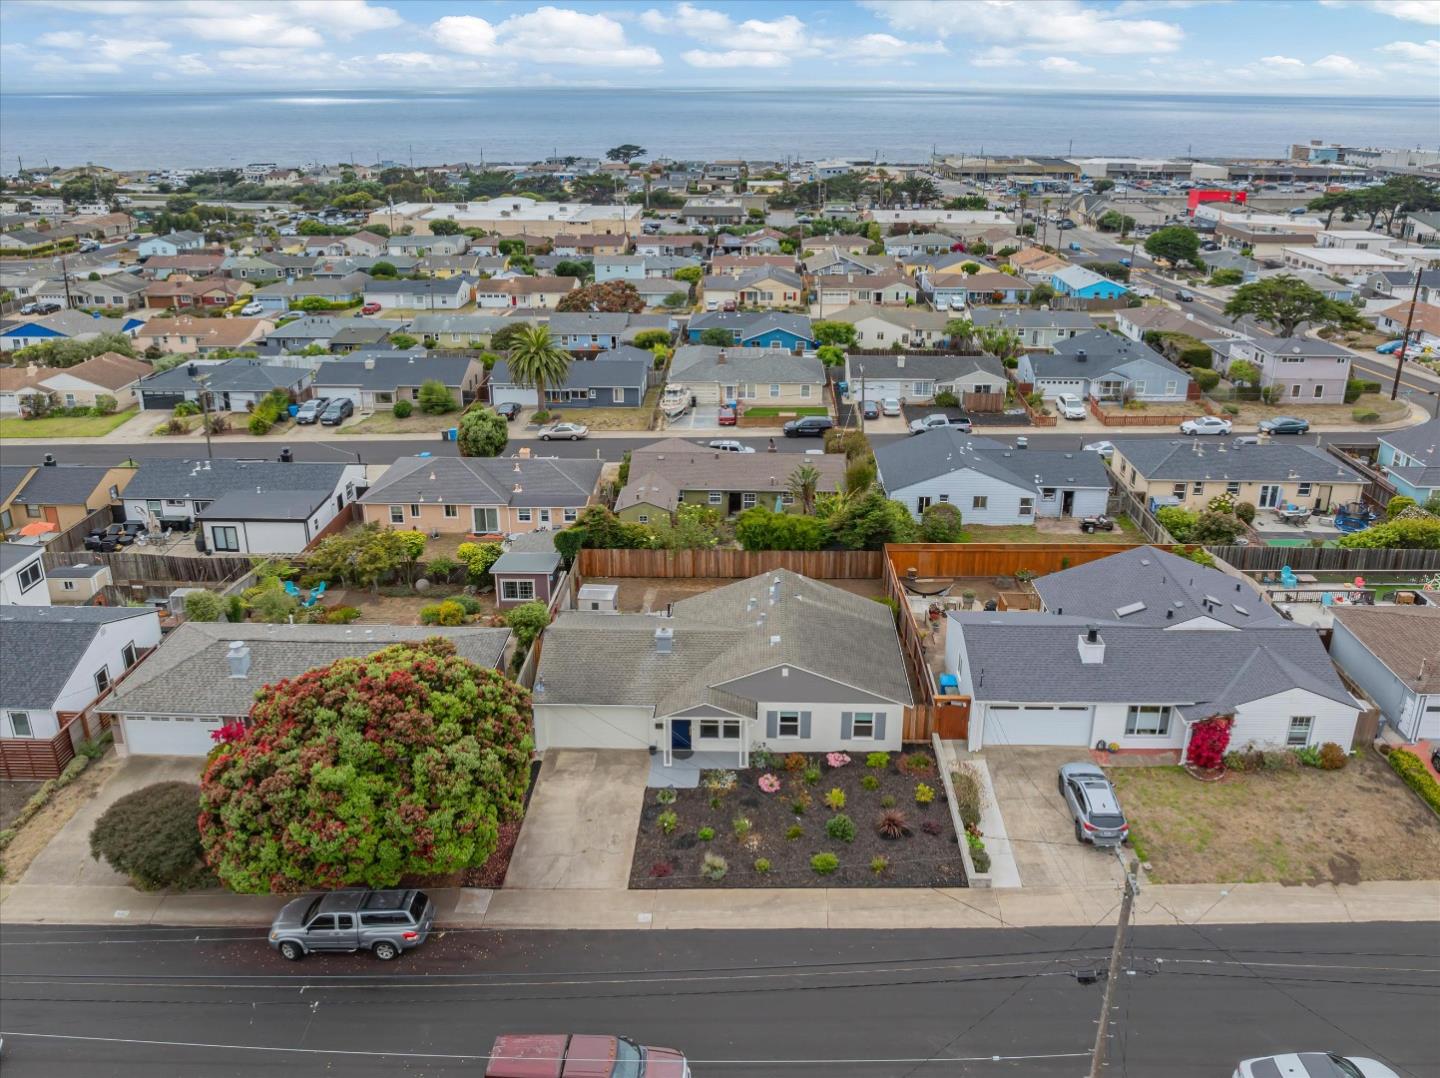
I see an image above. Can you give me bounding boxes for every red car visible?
[361,302,382,315]
[484,1033,689,1078]
[717,406,737,426]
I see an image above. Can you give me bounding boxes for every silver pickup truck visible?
[269,888,435,961]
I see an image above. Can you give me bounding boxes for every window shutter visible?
[873,713,887,741]
[799,711,812,739]
[766,711,778,739]
[840,712,853,739]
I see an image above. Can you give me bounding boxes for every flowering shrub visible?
[758,773,781,794]
[825,752,851,769]
[914,782,936,805]
[1186,716,1232,771]
[198,638,533,894]
[209,721,246,745]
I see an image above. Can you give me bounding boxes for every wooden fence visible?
[1110,484,1176,544]
[1087,397,1214,427]
[1207,545,1440,574]
[1325,444,1397,510]
[41,505,117,555]
[577,547,884,579]
[885,542,1155,580]
[962,391,1006,413]
[40,549,252,587]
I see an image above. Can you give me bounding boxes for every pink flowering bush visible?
[198,638,533,894]
[826,752,851,769]
[209,721,246,744]
[758,773,781,794]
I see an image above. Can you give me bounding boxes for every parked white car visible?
[1180,416,1233,436]
[538,422,589,441]
[706,440,755,454]
[1055,393,1087,420]
[881,398,902,417]
[240,302,265,317]
[1233,1053,1397,1078]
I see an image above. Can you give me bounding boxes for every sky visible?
[0,0,1436,95]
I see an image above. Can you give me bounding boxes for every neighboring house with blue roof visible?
[1377,416,1440,505]
[133,358,311,411]
[1050,264,1129,300]
[0,310,142,353]
[1017,330,1191,402]
[685,311,815,351]
[489,355,649,411]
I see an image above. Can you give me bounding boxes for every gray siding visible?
[1328,620,1416,737]
[884,470,1038,525]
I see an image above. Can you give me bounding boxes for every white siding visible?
[3,707,60,739]
[323,387,363,407]
[1033,486,1108,519]
[491,384,539,410]
[0,555,48,606]
[206,519,312,555]
[885,470,1037,525]
[534,703,655,751]
[752,700,903,755]
[1091,702,1187,750]
[1227,688,1359,751]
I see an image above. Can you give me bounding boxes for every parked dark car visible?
[782,415,834,438]
[717,406,737,426]
[294,398,330,425]
[1258,415,1310,435]
[269,889,435,961]
[862,400,880,420]
[319,398,354,426]
[495,401,520,421]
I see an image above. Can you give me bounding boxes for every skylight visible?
[1114,602,1147,618]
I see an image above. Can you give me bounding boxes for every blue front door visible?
[671,719,692,751]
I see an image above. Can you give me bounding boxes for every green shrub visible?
[825,814,857,842]
[967,832,992,873]
[247,413,272,436]
[915,782,936,805]
[322,605,361,624]
[697,826,715,841]
[802,765,821,786]
[732,816,753,839]
[810,852,839,876]
[173,400,200,417]
[880,794,897,809]
[656,787,677,805]
[865,752,890,769]
[1222,404,1239,416]
[89,781,211,891]
[753,857,771,875]
[392,399,414,418]
[870,855,889,875]
[1191,368,1220,391]
[1387,749,1440,815]
[657,810,678,835]
[950,765,984,826]
[861,774,880,791]
[1386,496,1417,520]
[1235,501,1256,524]
[1261,749,1301,773]
[932,389,959,408]
[417,380,457,415]
[504,601,551,648]
[822,787,846,810]
[424,555,460,583]
[700,852,728,881]
[183,589,224,622]
[785,824,803,841]
[1296,745,1323,768]
[1319,742,1347,770]
[1353,409,1380,423]
[419,600,466,626]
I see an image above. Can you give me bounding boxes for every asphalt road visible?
[0,922,1434,1077]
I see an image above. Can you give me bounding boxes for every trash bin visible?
[287,404,299,417]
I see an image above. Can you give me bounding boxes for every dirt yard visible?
[1108,750,1440,886]
[0,780,43,830]
[0,754,120,883]
[1221,393,1408,427]
[327,586,501,625]
[587,576,887,613]
[965,518,1143,545]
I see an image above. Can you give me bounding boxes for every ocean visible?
[0,88,1435,171]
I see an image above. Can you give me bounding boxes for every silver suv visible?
[1057,762,1130,847]
[269,889,435,961]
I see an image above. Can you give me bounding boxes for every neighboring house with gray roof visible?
[410,312,512,348]
[0,604,161,758]
[312,353,483,410]
[534,569,912,766]
[489,355,649,411]
[359,454,602,537]
[969,307,1094,350]
[1329,605,1440,743]
[1018,330,1192,403]
[684,311,815,351]
[489,550,564,608]
[1376,416,1440,505]
[0,541,48,606]
[668,345,825,407]
[946,610,1359,753]
[134,358,312,411]
[1217,333,1353,403]
[105,623,508,756]
[876,428,1110,524]
[10,461,132,533]
[843,351,1006,404]
[1108,438,1365,514]
[1034,546,1288,630]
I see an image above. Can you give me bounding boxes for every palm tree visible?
[788,462,821,515]
[507,324,571,413]
[944,317,977,353]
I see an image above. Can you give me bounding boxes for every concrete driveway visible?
[981,747,1126,891]
[505,750,649,890]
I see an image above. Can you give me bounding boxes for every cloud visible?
[1311,52,1367,74]
[1377,38,1440,61]
[433,14,498,55]
[862,0,1184,55]
[30,1,402,47]
[1038,56,1096,73]
[35,30,169,62]
[1320,0,1440,22]
[36,30,86,48]
[972,46,1022,67]
[1261,54,1306,66]
[434,7,661,67]
[681,48,790,67]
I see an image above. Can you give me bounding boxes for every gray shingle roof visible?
[0,605,157,709]
[1037,331,1186,381]
[360,455,601,509]
[970,308,1094,331]
[686,311,814,341]
[547,312,632,336]
[952,612,1352,716]
[106,623,509,718]
[409,313,512,336]
[46,562,107,579]
[617,438,847,509]
[137,359,305,394]
[196,489,331,522]
[0,464,34,504]
[1379,416,1440,463]
[1111,439,1365,483]
[537,569,912,717]
[490,358,648,392]
[877,429,1107,493]
[846,352,1005,382]
[313,354,474,390]
[670,345,824,384]
[15,464,110,506]
[490,551,562,575]
[122,459,345,501]
[0,541,41,574]
[1033,546,1287,628]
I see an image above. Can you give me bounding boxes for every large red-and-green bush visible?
[1186,716,1232,771]
[199,638,532,893]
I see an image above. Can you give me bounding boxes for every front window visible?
[389,506,404,524]
[7,711,32,738]
[1125,705,1170,736]
[1019,498,1034,517]
[777,711,801,738]
[17,559,42,593]
[708,491,722,505]
[972,495,988,510]
[1291,384,1302,398]
[1287,716,1314,747]
[851,712,876,739]
[501,579,535,601]
[699,719,742,740]
[517,508,532,523]
[211,526,240,552]
[742,493,757,509]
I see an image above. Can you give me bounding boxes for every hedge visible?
[1386,748,1440,816]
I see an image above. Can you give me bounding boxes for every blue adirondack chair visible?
[283,580,303,599]
[303,580,328,607]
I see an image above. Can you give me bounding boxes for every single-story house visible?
[104,623,508,757]
[595,254,702,282]
[342,230,389,258]
[669,345,825,406]
[489,356,649,411]
[1017,331,1191,402]
[1375,302,1440,355]
[8,461,132,532]
[312,353,483,410]
[1281,246,1401,280]
[1200,248,1259,284]
[222,255,291,282]
[802,247,893,277]
[548,312,631,352]
[133,316,274,357]
[552,233,629,257]
[134,356,308,410]
[55,274,149,311]
[825,304,952,350]
[258,315,353,354]
[0,541,47,605]
[362,277,471,311]
[359,454,603,536]
[1033,545,1289,631]
[685,311,815,352]
[884,233,959,257]
[138,230,205,257]
[1,310,143,353]
[417,253,489,278]
[1006,247,1070,283]
[970,308,1094,350]
[615,437,847,521]
[814,272,919,308]
[1051,265,1129,300]
[34,352,152,411]
[1108,438,1366,513]
[702,268,806,311]
[947,612,1360,753]
[1366,269,1440,306]
[633,234,710,258]
[533,569,913,766]
[1219,333,1353,403]
[844,352,1006,404]
[924,269,1032,310]
[411,313,512,348]
[1114,306,1209,343]
[143,275,249,310]
[630,277,691,308]
[1329,606,1440,743]
[140,254,226,281]
[474,276,579,310]
[715,229,786,256]
[490,550,565,608]
[247,273,370,314]
[1377,416,1440,504]
[0,605,162,763]
[876,429,1110,524]
[385,234,469,257]
[0,364,47,415]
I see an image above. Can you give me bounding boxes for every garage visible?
[533,704,655,752]
[138,390,190,411]
[982,705,1093,747]
[119,713,224,756]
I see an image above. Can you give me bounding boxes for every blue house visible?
[1051,265,1129,301]
[686,311,815,352]
[489,356,649,411]
[548,312,630,352]
[138,230,206,258]
[0,310,144,353]
[1377,416,1440,505]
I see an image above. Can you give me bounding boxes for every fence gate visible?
[935,701,970,741]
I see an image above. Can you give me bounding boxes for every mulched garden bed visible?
[630,749,966,889]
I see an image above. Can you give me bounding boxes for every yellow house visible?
[2,461,134,535]
[1109,439,1366,514]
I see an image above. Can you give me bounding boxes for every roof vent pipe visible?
[227,641,252,678]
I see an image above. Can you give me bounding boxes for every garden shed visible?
[490,551,564,609]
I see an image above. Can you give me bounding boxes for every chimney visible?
[1076,349,1087,362]
[654,625,674,654]
[226,640,252,678]
[187,362,198,377]
[365,357,375,370]
[1077,627,1105,665]
[716,348,727,365]
[42,453,56,466]
[26,362,38,377]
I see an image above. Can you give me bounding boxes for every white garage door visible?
[122,714,223,756]
[325,388,362,407]
[984,705,1093,747]
[535,705,653,751]
[1418,703,1440,741]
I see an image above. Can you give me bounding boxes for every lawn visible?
[0,408,138,439]
[741,406,829,418]
[339,409,460,436]
[1107,750,1440,886]
[962,516,1143,545]
[539,387,662,431]
[631,749,964,889]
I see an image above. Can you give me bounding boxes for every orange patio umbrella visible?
[17,521,56,537]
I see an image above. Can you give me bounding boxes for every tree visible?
[1226,358,1260,386]
[1092,178,1115,193]
[1223,275,1364,338]
[735,506,827,551]
[816,344,845,366]
[606,144,647,165]
[788,462,821,515]
[919,502,965,542]
[369,260,398,278]
[427,218,461,235]
[1090,261,1131,282]
[553,259,592,280]
[978,327,1024,368]
[1338,517,1440,549]
[945,318,978,353]
[455,540,503,583]
[632,329,672,350]
[12,331,137,369]
[1188,511,1246,544]
[416,379,457,414]
[647,504,723,550]
[828,491,919,549]
[1144,226,1202,268]
[1209,268,1243,286]
[198,638,533,893]
[556,280,644,313]
[490,320,532,352]
[813,320,858,348]
[661,291,688,309]
[389,333,419,350]
[700,328,735,347]
[457,406,508,457]
[91,782,210,891]
[183,590,225,622]
[673,265,703,285]
[1096,210,1136,234]
[505,323,571,407]
[505,602,552,650]
[1027,283,1057,307]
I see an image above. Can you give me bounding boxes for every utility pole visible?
[59,254,74,309]
[1391,260,1437,400]
[1089,849,1140,1078]
[197,373,214,460]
